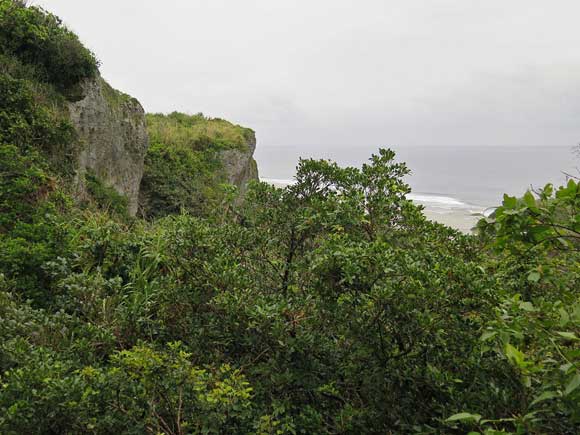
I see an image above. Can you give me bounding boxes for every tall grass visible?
[147,112,253,152]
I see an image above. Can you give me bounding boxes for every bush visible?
[0,342,255,435]
[85,171,130,219]
[0,73,77,173]
[0,73,76,302]
[1,145,579,433]
[0,0,99,93]
[0,144,73,301]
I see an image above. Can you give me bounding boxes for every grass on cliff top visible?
[147,112,254,152]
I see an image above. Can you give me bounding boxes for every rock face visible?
[68,76,149,215]
[220,131,259,198]
[68,77,257,216]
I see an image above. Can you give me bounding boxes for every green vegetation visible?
[101,79,137,109]
[0,0,98,94]
[0,1,579,434]
[147,112,254,152]
[84,171,130,219]
[0,51,74,301]
[472,180,580,433]
[0,0,125,302]
[0,73,76,172]
[140,112,254,218]
[2,142,579,433]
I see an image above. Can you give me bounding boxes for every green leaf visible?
[527,271,541,283]
[565,373,580,396]
[531,391,559,406]
[523,191,536,208]
[480,417,516,424]
[557,237,571,249]
[556,331,579,341]
[519,301,536,312]
[522,411,540,422]
[573,304,580,322]
[542,183,554,198]
[446,412,482,423]
[559,308,570,327]
[504,343,526,368]
[503,194,517,209]
[480,330,497,341]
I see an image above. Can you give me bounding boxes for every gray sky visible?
[36,0,580,149]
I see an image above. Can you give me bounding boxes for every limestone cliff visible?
[68,76,149,215]
[219,131,259,198]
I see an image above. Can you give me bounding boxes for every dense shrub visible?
[1,146,579,433]
[0,338,254,435]
[0,144,71,302]
[0,0,98,93]
[0,73,75,301]
[0,74,77,174]
[467,181,580,434]
[85,171,130,219]
[0,4,578,432]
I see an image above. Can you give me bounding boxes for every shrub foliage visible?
[0,2,578,434]
[0,0,98,92]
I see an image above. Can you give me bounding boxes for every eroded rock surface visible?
[220,131,259,198]
[68,76,149,215]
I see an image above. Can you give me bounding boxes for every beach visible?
[421,208,481,233]
[408,193,484,233]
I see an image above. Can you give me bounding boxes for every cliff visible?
[139,112,259,218]
[1,1,257,219]
[68,80,260,217]
[220,130,259,199]
[68,76,149,215]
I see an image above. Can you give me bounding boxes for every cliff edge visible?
[1,1,257,219]
[139,112,259,218]
[220,130,259,199]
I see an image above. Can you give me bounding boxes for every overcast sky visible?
[36,1,580,149]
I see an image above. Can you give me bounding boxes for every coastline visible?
[422,208,481,233]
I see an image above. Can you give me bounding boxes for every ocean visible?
[255,145,579,232]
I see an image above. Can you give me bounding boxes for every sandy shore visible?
[422,209,481,233]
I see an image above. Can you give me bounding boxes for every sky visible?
[35,0,580,150]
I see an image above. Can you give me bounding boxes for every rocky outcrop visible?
[68,76,149,215]
[220,131,259,197]
[68,78,257,216]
